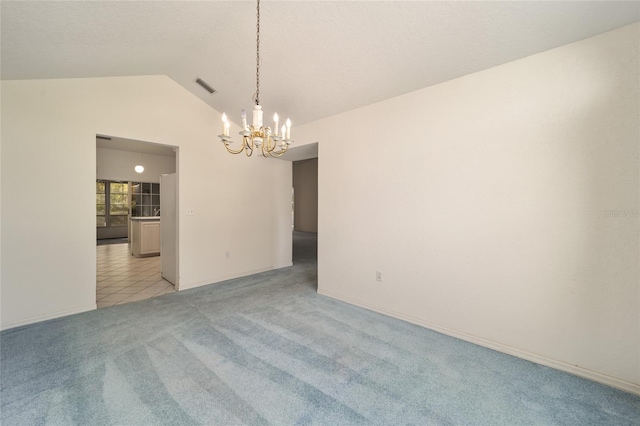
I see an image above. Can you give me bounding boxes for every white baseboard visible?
[318,288,640,396]
[178,263,293,291]
[1,303,97,332]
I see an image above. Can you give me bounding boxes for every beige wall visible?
[1,75,293,330]
[293,158,318,233]
[295,24,639,393]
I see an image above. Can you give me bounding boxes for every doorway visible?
[292,158,318,233]
[292,157,318,267]
[277,142,319,266]
[95,135,178,307]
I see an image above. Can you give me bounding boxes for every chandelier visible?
[218,0,293,157]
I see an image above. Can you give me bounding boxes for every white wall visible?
[296,24,639,392]
[97,147,176,183]
[1,75,292,329]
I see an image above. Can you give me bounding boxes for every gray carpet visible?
[1,232,639,425]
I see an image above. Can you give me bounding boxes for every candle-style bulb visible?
[221,113,228,136]
[281,124,286,139]
[286,118,291,140]
[240,109,248,131]
[274,113,279,122]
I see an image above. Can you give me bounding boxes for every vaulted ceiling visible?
[2,1,638,126]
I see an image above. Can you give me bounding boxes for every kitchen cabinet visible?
[130,217,160,257]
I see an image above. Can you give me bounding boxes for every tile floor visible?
[96,242,175,308]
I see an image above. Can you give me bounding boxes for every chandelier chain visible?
[254,0,261,106]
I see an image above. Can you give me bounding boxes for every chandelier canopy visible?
[218,0,293,157]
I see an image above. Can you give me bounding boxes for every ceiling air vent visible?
[195,77,216,94]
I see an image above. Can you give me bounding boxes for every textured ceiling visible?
[2,1,639,127]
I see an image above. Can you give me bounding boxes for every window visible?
[131,182,160,217]
[109,182,129,226]
[96,181,106,227]
[96,180,129,227]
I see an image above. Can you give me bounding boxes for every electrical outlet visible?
[376,271,383,282]
[226,251,231,259]
[186,208,195,216]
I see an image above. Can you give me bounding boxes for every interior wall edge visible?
[317,288,640,396]
[177,263,294,292]
[0,303,96,332]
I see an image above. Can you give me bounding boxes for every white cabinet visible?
[131,218,160,257]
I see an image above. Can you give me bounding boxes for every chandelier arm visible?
[267,147,287,158]
[264,137,288,157]
[256,129,279,156]
[246,136,255,156]
[222,134,255,155]
[267,139,278,155]
[224,141,246,155]
[264,135,275,152]
[261,135,269,156]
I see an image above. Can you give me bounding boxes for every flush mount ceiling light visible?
[218,0,293,157]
